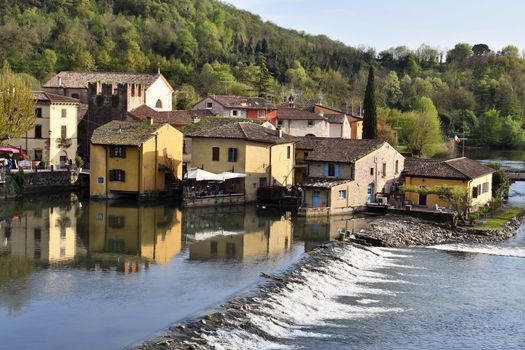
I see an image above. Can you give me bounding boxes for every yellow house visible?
[88,202,182,266]
[90,120,183,199]
[186,121,295,202]
[8,92,79,169]
[402,157,495,210]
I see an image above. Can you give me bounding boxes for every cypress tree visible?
[363,66,377,139]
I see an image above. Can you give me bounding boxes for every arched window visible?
[155,99,163,109]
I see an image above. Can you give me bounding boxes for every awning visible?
[218,171,248,180]
[0,145,26,154]
[185,168,223,181]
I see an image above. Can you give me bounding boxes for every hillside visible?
[1,0,525,150]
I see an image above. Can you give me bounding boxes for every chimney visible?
[58,77,62,86]
[146,116,154,125]
[276,127,283,138]
[318,111,324,117]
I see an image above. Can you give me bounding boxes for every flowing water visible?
[1,153,524,349]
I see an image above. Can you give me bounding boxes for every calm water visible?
[1,153,525,350]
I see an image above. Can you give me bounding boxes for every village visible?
[0,70,503,226]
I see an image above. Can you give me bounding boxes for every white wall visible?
[146,77,173,111]
[281,119,329,137]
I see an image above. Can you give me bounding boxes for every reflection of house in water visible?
[295,215,368,251]
[188,207,293,260]
[88,203,183,270]
[2,206,77,264]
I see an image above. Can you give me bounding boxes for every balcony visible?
[57,138,72,147]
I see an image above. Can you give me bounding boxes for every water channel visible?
[1,151,524,349]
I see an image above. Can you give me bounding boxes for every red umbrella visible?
[0,145,26,154]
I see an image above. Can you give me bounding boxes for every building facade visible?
[299,139,404,216]
[8,92,79,169]
[186,122,295,202]
[192,95,277,122]
[276,107,352,138]
[90,120,183,199]
[402,157,495,210]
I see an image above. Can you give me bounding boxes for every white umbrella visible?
[185,168,223,181]
[219,171,248,180]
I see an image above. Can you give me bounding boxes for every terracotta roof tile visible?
[304,138,386,163]
[128,105,215,128]
[403,157,494,180]
[302,177,352,188]
[43,71,164,89]
[277,107,326,120]
[32,91,80,104]
[186,121,294,145]
[91,120,162,146]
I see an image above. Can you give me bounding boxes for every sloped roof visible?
[326,114,346,124]
[277,107,326,120]
[204,95,273,110]
[305,138,386,163]
[128,105,215,127]
[32,91,80,104]
[403,157,494,180]
[294,136,325,150]
[186,121,294,145]
[302,177,352,188]
[43,71,164,89]
[91,120,162,146]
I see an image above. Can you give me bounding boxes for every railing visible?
[57,138,72,147]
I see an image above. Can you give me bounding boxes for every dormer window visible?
[240,99,247,106]
[206,102,213,109]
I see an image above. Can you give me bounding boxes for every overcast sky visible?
[225,0,525,52]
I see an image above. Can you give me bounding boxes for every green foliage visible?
[0,61,35,143]
[10,171,26,195]
[405,97,445,157]
[74,156,84,168]
[400,184,470,217]
[363,67,377,139]
[486,162,510,199]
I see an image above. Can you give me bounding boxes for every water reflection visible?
[187,207,293,260]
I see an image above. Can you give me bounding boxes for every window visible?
[350,164,355,180]
[108,215,125,228]
[34,150,42,161]
[338,190,347,199]
[382,163,387,177]
[303,152,309,159]
[324,163,340,177]
[109,169,125,182]
[71,93,79,99]
[231,110,239,117]
[370,168,374,176]
[228,148,238,162]
[258,110,266,118]
[472,186,478,199]
[110,146,126,158]
[395,160,399,174]
[97,176,104,184]
[35,108,42,118]
[226,242,236,258]
[307,120,314,126]
[35,125,42,139]
[155,99,163,108]
[61,109,67,118]
[482,182,490,194]
[131,84,135,96]
[212,147,220,161]
[328,164,336,176]
[108,239,125,251]
[138,85,142,97]
[287,146,291,159]
[259,177,267,187]
[206,101,213,109]
[34,228,41,241]
[61,125,67,139]
[210,241,218,255]
[277,120,283,126]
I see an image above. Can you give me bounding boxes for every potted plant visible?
[75,156,84,172]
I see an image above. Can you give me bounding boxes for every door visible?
[419,193,427,206]
[312,190,321,208]
[367,184,374,204]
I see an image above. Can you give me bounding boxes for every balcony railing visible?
[57,138,72,147]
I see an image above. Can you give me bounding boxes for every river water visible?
[1,155,524,349]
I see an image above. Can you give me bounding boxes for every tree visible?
[472,43,491,56]
[405,97,444,157]
[384,71,402,107]
[0,62,35,143]
[362,66,377,139]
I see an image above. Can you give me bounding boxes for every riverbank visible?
[355,210,525,247]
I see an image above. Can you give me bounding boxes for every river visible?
[1,154,525,349]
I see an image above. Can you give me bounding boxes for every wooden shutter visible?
[323,164,329,176]
[335,164,340,177]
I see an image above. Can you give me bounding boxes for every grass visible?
[476,208,523,230]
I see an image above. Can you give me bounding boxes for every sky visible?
[225,0,525,52]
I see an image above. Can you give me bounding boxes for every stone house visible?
[312,104,363,139]
[192,95,277,122]
[186,122,295,202]
[90,120,183,199]
[402,157,495,210]
[43,71,174,157]
[8,92,79,169]
[299,138,405,216]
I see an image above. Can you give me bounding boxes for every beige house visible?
[402,157,495,210]
[299,138,404,216]
[192,95,276,121]
[8,92,79,169]
[276,107,352,138]
[186,122,295,203]
[313,104,363,139]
